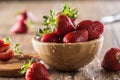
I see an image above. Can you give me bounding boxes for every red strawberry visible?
[0,39,13,61]
[0,39,4,47]
[0,39,10,53]
[63,30,88,43]
[41,33,58,42]
[57,3,78,24]
[57,12,76,24]
[26,62,50,80]
[0,49,14,61]
[17,11,28,21]
[76,20,104,40]
[54,14,75,35]
[11,20,28,34]
[101,48,120,72]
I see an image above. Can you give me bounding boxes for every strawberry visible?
[54,14,75,35]
[17,11,28,21]
[0,44,10,53]
[41,33,58,42]
[25,62,50,80]
[57,3,78,24]
[11,20,28,34]
[0,39,13,61]
[0,37,23,61]
[0,39,4,47]
[0,39,10,52]
[76,20,104,40]
[63,30,88,43]
[0,39,10,53]
[101,48,120,72]
[42,10,75,36]
[17,10,35,22]
[0,49,14,61]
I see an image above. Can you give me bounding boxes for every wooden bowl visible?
[32,36,104,70]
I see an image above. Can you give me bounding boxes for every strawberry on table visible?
[101,48,120,72]
[0,39,13,61]
[17,10,35,22]
[63,30,88,43]
[0,37,23,61]
[0,49,13,61]
[11,20,28,34]
[26,62,50,80]
[21,60,50,80]
[0,39,10,53]
[76,20,104,40]
[11,10,34,34]
[17,11,28,21]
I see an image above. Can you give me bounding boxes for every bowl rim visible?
[32,36,103,45]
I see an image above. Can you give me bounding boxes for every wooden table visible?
[0,1,120,80]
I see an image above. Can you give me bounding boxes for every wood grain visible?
[0,1,120,80]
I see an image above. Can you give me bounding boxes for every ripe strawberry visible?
[41,33,58,42]
[0,49,14,61]
[17,11,28,21]
[0,39,10,53]
[57,3,78,24]
[54,14,75,35]
[26,62,50,80]
[11,20,28,34]
[0,39,14,61]
[76,20,104,40]
[63,30,88,43]
[101,48,120,72]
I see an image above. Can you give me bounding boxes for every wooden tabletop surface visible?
[0,1,120,80]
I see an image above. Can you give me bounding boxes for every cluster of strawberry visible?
[36,4,104,43]
[0,38,50,80]
[11,11,34,34]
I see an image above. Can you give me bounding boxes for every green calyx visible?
[20,58,33,74]
[3,37,23,56]
[26,18,34,28]
[36,27,51,38]
[61,3,78,19]
[118,54,120,63]
[42,10,57,29]
[36,10,57,38]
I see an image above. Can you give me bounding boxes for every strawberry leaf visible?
[20,58,33,74]
[61,3,78,18]
[36,27,51,38]
[42,10,57,30]
[3,37,23,56]
[26,18,34,28]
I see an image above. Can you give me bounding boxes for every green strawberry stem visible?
[36,10,57,38]
[20,58,33,74]
[42,10,57,29]
[26,18,34,29]
[61,3,78,19]
[3,37,23,56]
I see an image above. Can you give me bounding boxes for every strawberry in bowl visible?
[32,3,104,70]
